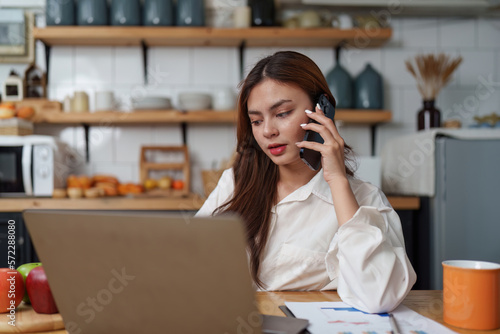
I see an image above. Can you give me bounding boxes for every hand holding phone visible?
[299,94,336,171]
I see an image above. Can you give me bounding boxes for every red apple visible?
[0,268,24,313]
[17,262,42,303]
[26,266,58,314]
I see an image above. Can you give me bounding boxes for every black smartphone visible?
[299,94,336,171]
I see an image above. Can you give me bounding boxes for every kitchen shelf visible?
[0,195,419,212]
[33,26,392,48]
[33,110,391,125]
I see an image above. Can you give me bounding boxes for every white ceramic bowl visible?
[178,92,212,110]
[132,96,172,110]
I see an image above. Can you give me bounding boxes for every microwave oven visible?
[0,135,75,197]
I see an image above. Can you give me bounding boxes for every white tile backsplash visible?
[308,48,335,75]
[439,18,476,49]
[113,47,144,85]
[151,47,191,85]
[401,18,439,49]
[74,47,113,85]
[193,47,233,85]
[381,49,420,87]
[88,126,114,163]
[438,86,479,125]
[478,18,500,49]
[2,16,496,196]
[457,50,497,85]
[152,125,183,145]
[114,127,155,163]
[48,46,74,85]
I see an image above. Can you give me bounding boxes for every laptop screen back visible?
[23,210,260,334]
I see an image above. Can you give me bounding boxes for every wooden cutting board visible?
[0,304,66,333]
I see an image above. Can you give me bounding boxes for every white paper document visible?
[285,302,458,334]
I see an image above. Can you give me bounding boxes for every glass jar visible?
[418,100,441,131]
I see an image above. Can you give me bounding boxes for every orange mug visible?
[443,260,500,330]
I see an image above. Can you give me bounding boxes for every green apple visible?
[16,263,42,303]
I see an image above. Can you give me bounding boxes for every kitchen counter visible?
[0,195,419,212]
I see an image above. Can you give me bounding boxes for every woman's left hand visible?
[295,103,347,186]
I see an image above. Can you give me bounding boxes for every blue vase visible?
[354,63,384,110]
[46,0,75,26]
[111,0,142,26]
[77,0,108,26]
[176,0,205,26]
[144,0,173,26]
[326,63,353,109]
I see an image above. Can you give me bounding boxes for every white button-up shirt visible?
[196,168,417,313]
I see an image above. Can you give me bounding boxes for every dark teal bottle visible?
[249,0,276,26]
[110,0,142,26]
[144,0,173,26]
[77,0,108,25]
[176,0,205,26]
[326,63,353,109]
[46,0,75,26]
[354,63,384,109]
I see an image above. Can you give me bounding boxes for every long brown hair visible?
[215,51,354,288]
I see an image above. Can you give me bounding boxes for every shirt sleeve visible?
[195,168,235,217]
[324,183,417,313]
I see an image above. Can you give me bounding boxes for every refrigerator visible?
[429,136,500,289]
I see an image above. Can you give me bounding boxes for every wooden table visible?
[256,290,500,334]
[3,290,498,333]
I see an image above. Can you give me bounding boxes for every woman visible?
[196,51,416,313]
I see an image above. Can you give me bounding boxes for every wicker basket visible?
[0,118,34,136]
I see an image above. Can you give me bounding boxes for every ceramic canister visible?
[77,0,108,26]
[176,0,205,26]
[143,0,173,26]
[46,0,75,26]
[326,63,353,109]
[111,0,142,26]
[354,63,384,109]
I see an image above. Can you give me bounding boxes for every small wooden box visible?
[140,145,190,196]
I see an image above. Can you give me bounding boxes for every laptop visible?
[23,210,308,334]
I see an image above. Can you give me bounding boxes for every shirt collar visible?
[276,169,333,207]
